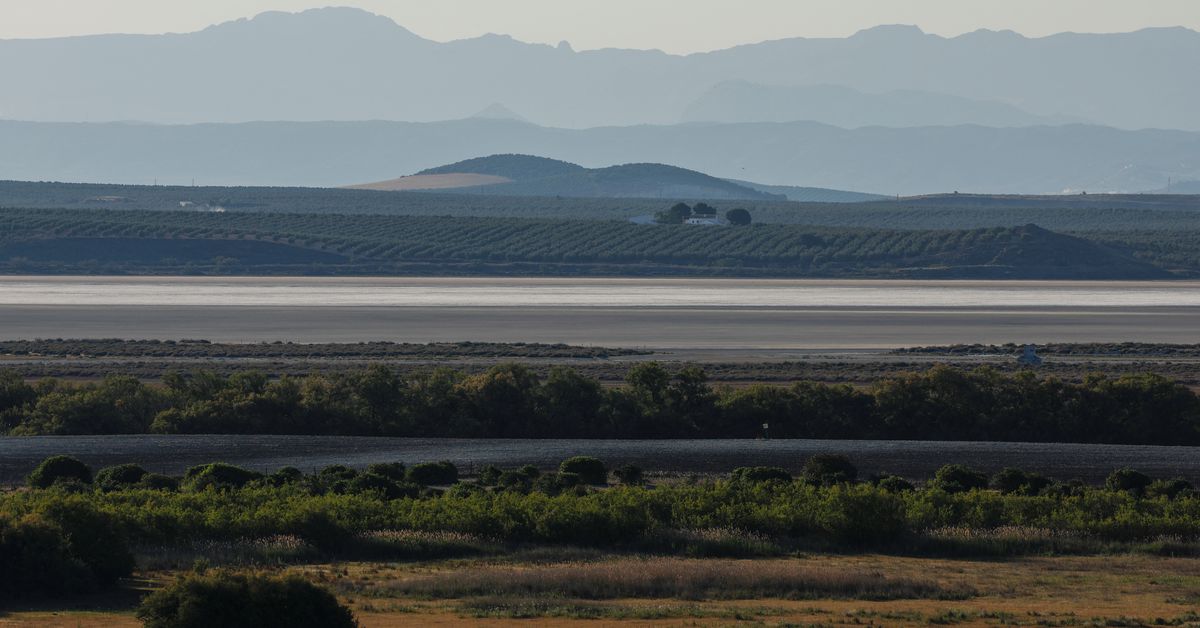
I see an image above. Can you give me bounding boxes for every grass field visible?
[5,554,1199,627]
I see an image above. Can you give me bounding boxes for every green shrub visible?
[34,499,134,586]
[816,485,907,545]
[990,468,1051,495]
[0,514,93,597]
[406,461,458,486]
[138,473,180,491]
[533,472,585,496]
[94,463,149,492]
[289,511,353,551]
[1106,468,1153,495]
[318,465,358,481]
[1042,479,1088,498]
[614,464,644,486]
[930,465,989,493]
[496,470,531,491]
[137,572,357,628]
[731,466,792,483]
[1146,478,1194,499]
[347,473,420,500]
[365,462,406,481]
[876,475,914,493]
[802,454,858,486]
[477,465,502,486]
[446,482,486,498]
[267,467,303,487]
[27,455,92,488]
[559,456,607,485]
[183,463,263,491]
[518,464,541,479]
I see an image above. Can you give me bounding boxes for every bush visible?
[731,467,792,483]
[318,465,358,482]
[613,464,644,486]
[533,472,585,496]
[1146,478,1194,499]
[94,463,149,492]
[801,454,858,486]
[496,470,531,491]
[138,473,180,491]
[816,485,907,545]
[477,465,502,486]
[27,455,92,488]
[875,475,914,493]
[518,464,541,479]
[0,514,93,597]
[930,465,989,494]
[34,499,134,586]
[990,468,1052,495]
[406,461,458,486]
[183,463,263,491]
[348,473,419,500]
[137,572,357,628]
[365,462,406,481]
[559,456,607,485]
[1042,479,1088,498]
[1106,468,1153,495]
[267,467,303,487]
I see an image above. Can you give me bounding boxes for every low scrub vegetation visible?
[3,364,1199,445]
[386,558,970,601]
[137,571,356,628]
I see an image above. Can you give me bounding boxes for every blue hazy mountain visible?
[1,8,1198,130]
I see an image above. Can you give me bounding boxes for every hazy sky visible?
[2,0,1199,52]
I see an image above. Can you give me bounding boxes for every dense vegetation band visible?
[3,364,1198,445]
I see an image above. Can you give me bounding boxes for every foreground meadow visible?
[4,451,1200,626]
[4,554,1200,627]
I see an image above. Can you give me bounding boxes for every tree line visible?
[2,365,1198,445]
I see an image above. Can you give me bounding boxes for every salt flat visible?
[0,277,1196,349]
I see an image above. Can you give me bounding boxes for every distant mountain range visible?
[682,82,1081,127]
[349,154,879,201]
[1,7,1199,130]
[3,119,1198,195]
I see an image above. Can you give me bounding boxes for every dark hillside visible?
[417,154,584,180]
[470,163,781,200]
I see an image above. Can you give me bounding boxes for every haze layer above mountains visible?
[2,6,1198,130]
[3,7,1200,194]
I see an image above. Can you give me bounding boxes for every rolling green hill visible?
[417,154,584,180]
[358,154,784,201]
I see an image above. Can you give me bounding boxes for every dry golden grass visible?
[318,554,1200,627]
[367,557,966,601]
[6,555,1200,627]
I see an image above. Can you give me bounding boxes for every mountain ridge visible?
[2,7,1198,129]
